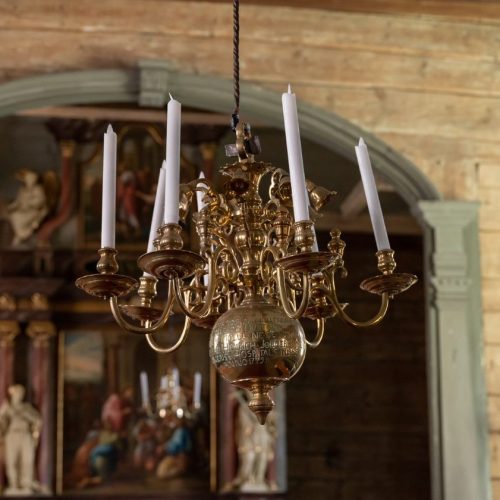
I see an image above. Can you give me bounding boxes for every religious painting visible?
[63,330,104,383]
[78,124,202,250]
[216,378,287,494]
[78,124,164,249]
[57,326,210,496]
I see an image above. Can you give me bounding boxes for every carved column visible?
[0,293,19,402]
[27,319,56,493]
[418,201,489,500]
[0,322,19,398]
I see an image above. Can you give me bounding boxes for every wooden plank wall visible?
[0,0,496,495]
[287,233,429,500]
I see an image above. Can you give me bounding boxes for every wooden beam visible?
[340,181,366,216]
[16,106,231,125]
[315,212,422,235]
[197,0,500,22]
[340,179,395,216]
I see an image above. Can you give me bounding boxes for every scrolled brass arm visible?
[145,316,192,354]
[110,277,192,354]
[277,267,310,320]
[326,268,389,328]
[173,247,224,319]
[109,279,176,334]
[304,318,325,349]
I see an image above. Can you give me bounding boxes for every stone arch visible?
[0,60,488,500]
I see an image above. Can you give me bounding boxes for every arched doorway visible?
[0,60,488,500]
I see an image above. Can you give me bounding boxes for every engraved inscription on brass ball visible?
[209,297,306,424]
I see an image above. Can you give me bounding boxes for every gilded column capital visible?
[0,293,16,312]
[30,292,50,311]
[26,321,56,347]
[0,321,20,346]
[60,140,76,159]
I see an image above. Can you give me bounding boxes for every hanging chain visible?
[231,0,240,131]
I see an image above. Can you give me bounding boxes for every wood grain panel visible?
[198,0,500,23]
[0,0,498,60]
[483,279,500,312]
[287,233,429,499]
[0,29,495,99]
[485,313,500,345]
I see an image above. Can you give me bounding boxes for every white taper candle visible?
[101,124,117,248]
[172,367,180,400]
[303,184,319,252]
[355,138,390,251]
[196,171,210,285]
[311,225,319,252]
[196,171,207,212]
[160,375,168,390]
[146,163,166,254]
[164,95,182,224]
[282,84,310,223]
[172,367,180,388]
[139,371,149,409]
[193,372,202,409]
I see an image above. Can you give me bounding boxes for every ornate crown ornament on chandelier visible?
[76,0,417,424]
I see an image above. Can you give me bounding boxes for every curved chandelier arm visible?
[304,318,325,349]
[277,268,310,320]
[326,269,389,328]
[145,316,192,354]
[109,280,176,334]
[174,255,218,319]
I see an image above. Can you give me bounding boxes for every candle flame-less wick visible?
[106,124,114,134]
[288,83,292,94]
[359,137,366,147]
[169,92,174,100]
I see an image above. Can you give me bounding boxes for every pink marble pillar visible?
[0,320,20,489]
[27,320,56,493]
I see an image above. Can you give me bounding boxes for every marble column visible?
[27,320,56,493]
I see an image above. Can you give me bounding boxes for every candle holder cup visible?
[360,249,418,298]
[119,275,163,326]
[75,248,138,300]
[138,223,206,280]
[276,220,333,274]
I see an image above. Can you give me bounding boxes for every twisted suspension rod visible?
[231,0,240,130]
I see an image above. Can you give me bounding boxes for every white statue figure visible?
[0,384,42,495]
[231,390,277,492]
[6,169,49,246]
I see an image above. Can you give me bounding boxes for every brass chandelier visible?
[76,0,417,424]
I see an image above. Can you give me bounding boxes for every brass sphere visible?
[209,297,306,424]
